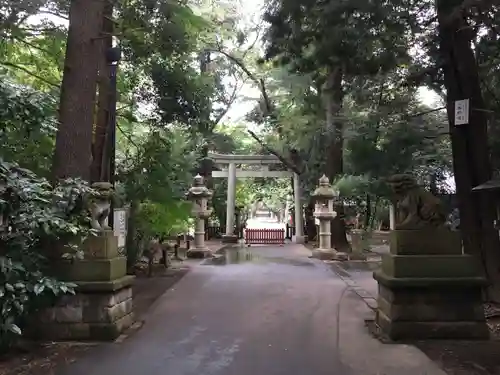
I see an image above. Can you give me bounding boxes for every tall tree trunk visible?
[91,1,113,182]
[52,0,105,180]
[437,0,500,302]
[323,66,350,252]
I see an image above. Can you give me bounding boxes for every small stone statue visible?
[386,174,446,230]
[89,182,113,231]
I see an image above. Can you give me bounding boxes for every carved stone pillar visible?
[186,175,213,258]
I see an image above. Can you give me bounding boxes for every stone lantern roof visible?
[186,175,212,199]
[312,175,336,200]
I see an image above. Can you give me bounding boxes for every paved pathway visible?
[56,245,446,375]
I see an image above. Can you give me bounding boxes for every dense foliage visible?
[0,161,97,349]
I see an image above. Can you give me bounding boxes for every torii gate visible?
[209,152,305,244]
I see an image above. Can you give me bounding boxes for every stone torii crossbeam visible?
[208,152,305,244]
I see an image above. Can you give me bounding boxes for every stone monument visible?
[186,174,213,258]
[349,228,368,260]
[311,175,346,260]
[39,182,135,340]
[373,174,489,340]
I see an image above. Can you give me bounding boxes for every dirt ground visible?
[416,311,500,375]
[416,339,500,375]
[0,264,190,375]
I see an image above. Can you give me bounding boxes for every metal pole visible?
[106,46,121,229]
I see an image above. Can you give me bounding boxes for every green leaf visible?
[5,283,14,292]
[7,323,22,335]
[34,284,45,295]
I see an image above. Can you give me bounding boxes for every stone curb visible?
[328,261,378,311]
[114,321,144,343]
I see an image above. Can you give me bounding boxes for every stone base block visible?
[311,248,335,260]
[374,271,489,340]
[84,231,119,259]
[376,311,489,340]
[350,229,369,253]
[35,277,135,341]
[390,228,462,255]
[187,247,213,259]
[349,252,367,260]
[380,253,483,279]
[222,234,238,244]
[57,256,127,282]
[334,251,349,261]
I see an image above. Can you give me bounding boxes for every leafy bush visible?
[126,200,191,267]
[136,200,191,239]
[0,77,57,177]
[0,160,97,350]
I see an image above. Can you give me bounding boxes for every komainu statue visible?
[89,182,113,231]
[386,174,447,230]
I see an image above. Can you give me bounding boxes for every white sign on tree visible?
[454,99,470,125]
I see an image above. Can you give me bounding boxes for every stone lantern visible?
[186,174,213,258]
[311,175,340,260]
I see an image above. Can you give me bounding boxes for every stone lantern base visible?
[222,234,239,244]
[311,248,334,260]
[311,248,348,261]
[187,247,213,258]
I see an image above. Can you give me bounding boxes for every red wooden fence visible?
[244,228,285,245]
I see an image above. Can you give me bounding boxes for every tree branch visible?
[407,106,447,118]
[0,61,60,88]
[247,129,301,174]
[210,48,275,118]
[36,11,69,21]
[116,123,141,150]
[211,74,245,127]
[11,34,58,57]
[209,48,301,173]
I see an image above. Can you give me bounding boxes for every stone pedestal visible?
[40,231,134,340]
[186,212,212,258]
[349,229,368,260]
[222,234,238,244]
[373,228,489,340]
[311,216,335,260]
